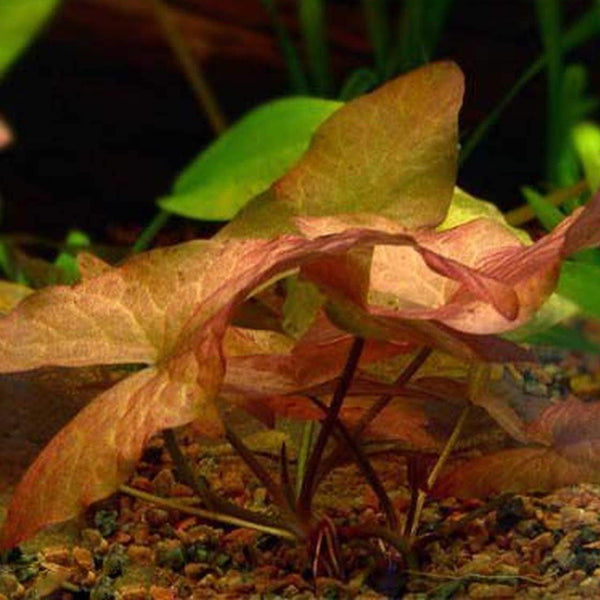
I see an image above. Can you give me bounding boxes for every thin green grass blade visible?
[573,121,600,193]
[259,0,309,94]
[535,0,564,185]
[460,3,600,166]
[557,261,600,319]
[338,67,378,100]
[54,229,91,284]
[361,0,390,77]
[386,0,453,77]
[521,186,565,231]
[299,0,333,96]
[524,324,600,355]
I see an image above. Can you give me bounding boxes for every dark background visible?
[0,0,598,243]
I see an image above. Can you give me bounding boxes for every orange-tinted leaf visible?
[221,62,463,237]
[0,330,224,548]
[433,397,600,498]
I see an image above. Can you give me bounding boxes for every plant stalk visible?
[119,484,298,541]
[148,0,227,135]
[297,337,365,514]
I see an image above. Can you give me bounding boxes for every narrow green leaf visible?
[54,229,91,284]
[523,325,600,355]
[460,3,600,165]
[503,293,578,342]
[259,0,309,94]
[535,0,564,185]
[386,0,453,76]
[0,0,61,79]
[557,261,600,320]
[298,0,332,96]
[361,0,390,76]
[338,68,378,101]
[573,121,600,193]
[159,97,342,221]
[555,64,589,187]
[521,186,565,231]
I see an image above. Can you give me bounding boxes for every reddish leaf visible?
[221,61,463,238]
[433,397,600,498]
[0,341,224,548]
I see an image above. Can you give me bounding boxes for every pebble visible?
[152,469,176,496]
[81,528,109,555]
[149,585,176,600]
[117,583,148,600]
[126,544,154,566]
[467,582,516,598]
[72,546,94,571]
[0,573,24,598]
[42,546,72,566]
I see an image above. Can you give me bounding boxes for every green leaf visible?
[439,187,531,243]
[54,229,91,284]
[521,186,565,231]
[259,0,308,94]
[298,0,332,96]
[361,0,390,76]
[535,0,564,185]
[338,68,378,101]
[522,324,600,355]
[573,121,600,192]
[159,97,342,221]
[0,0,61,79]
[460,2,600,166]
[503,293,578,342]
[557,260,600,320]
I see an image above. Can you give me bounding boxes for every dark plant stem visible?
[225,425,302,528]
[308,396,398,530]
[317,347,432,483]
[297,337,365,516]
[162,428,215,510]
[279,442,297,511]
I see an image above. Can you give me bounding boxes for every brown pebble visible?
[129,475,153,492]
[171,482,194,497]
[127,544,155,566]
[531,531,554,552]
[117,584,148,600]
[72,546,94,571]
[184,562,211,579]
[149,586,176,600]
[42,546,72,566]
[145,508,170,527]
[468,582,516,598]
[152,469,176,496]
[113,531,132,545]
[81,529,109,554]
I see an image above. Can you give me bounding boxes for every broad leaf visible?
[296,190,600,336]
[0,0,61,79]
[0,225,534,546]
[433,398,600,498]
[159,97,342,221]
[0,280,32,314]
[221,61,464,237]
